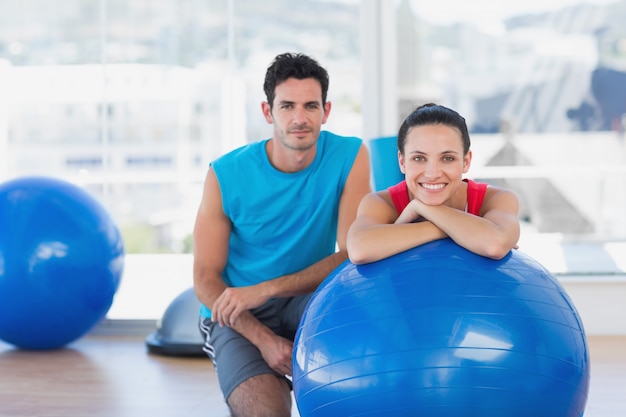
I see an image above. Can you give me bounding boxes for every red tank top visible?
[388,179,487,216]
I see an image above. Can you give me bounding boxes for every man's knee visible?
[227,374,292,417]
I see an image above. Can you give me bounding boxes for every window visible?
[0,0,362,320]
[389,0,626,274]
[1,0,624,322]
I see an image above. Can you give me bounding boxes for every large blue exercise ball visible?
[293,239,589,417]
[0,177,124,350]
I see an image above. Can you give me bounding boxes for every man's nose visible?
[292,107,307,124]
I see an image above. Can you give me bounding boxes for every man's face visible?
[262,77,331,152]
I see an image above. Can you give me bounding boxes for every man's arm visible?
[192,167,230,315]
[211,143,372,328]
[192,167,295,375]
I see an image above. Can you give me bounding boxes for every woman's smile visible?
[420,182,446,191]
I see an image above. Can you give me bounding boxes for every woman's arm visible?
[347,186,520,264]
[410,187,520,259]
[346,192,447,264]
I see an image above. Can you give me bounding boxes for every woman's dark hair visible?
[263,52,329,109]
[397,103,471,155]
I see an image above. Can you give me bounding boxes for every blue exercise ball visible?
[0,177,124,350]
[293,239,589,417]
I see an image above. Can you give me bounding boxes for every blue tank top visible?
[200,131,362,318]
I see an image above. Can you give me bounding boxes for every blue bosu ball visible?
[293,239,589,417]
[0,177,124,350]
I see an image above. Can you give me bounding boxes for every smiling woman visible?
[347,103,520,264]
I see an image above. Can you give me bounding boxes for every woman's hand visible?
[395,198,425,224]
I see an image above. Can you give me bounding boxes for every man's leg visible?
[227,373,291,417]
[200,316,293,417]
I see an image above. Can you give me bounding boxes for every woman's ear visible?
[398,150,406,174]
[462,150,472,173]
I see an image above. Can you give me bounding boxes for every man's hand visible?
[211,285,270,327]
[258,334,294,377]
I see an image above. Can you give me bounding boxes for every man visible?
[193,52,371,417]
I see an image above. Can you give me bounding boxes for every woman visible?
[347,103,520,264]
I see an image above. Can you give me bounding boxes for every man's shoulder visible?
[212,140,265,167]
[319,131,362,153]
[320,130,362,143]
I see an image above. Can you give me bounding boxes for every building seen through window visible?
[1,0,625,254]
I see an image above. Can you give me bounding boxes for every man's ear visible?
[261,101,273,124]
[321,101,332,124]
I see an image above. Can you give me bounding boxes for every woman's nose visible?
[424,161,441,179]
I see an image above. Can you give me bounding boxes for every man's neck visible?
[266,139,316,173]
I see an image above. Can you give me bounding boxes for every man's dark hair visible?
[263,53,329,109]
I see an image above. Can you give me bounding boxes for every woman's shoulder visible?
[362,189,395,210]
[355,190,399,224]
[482,183,519,208]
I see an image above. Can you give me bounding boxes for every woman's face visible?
[399,123,471,207]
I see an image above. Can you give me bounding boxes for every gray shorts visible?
[199,294,313,401]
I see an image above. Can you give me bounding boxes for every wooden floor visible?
[1,334,624,417]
